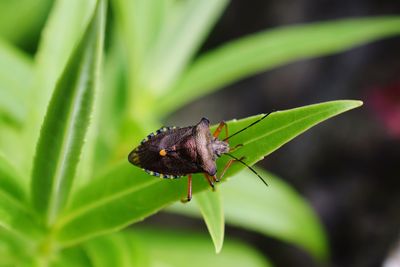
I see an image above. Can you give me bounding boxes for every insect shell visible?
[128,118,229,180]
[128,114,269,202]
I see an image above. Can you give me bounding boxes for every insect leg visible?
[212,175,219,183]
[229,143,243,152]
[203,173,215,191]
[217,157,244,181]
[213,121,229,142]
[181,174,193,203]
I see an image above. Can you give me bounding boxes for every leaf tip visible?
[346,99,364,111]
[214,237,224,254]
[352,100,363,107]
[334,99,363,111]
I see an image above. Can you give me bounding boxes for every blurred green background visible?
[0,0,399,267]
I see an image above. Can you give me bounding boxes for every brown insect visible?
[128,115,269,202]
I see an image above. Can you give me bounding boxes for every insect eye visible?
[159,149,167,157]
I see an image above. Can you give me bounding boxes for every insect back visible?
[128,115,270,202]
[129,126,194,178]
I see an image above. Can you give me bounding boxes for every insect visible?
[128,114,270,202]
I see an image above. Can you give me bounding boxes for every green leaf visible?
[0,0,52,46]
[195,189,224,253]
[224,100,362,169]
[137,0,229,95]
[54,100,361,245]
[0,40,32,167]
[168,169,328,260]
[85,237,125,267]
[83,233,140,267]
[157,16,400,115]
[0,190,43,240]
[30,0,105,225]
[133,228,272,267]
[112,0,171,75]
[0,154,26,201]
[116,0,228,116]
[73,229,271,267]
[0,228,46,266]
[0,124,29,178]
[222,168,328,260]
[0,38,32,125]
[75,31,128,186]
[23,0,98,174]
[51,246,92,267]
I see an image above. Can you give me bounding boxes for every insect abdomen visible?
[128,126,199,178]
[129,149,183,179]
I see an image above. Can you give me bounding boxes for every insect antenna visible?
[223,112,272,141]
[225,153,268,187]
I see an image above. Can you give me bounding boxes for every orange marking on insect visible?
[159,149,167,157]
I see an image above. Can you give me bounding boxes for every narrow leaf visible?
[0,190,43,240]
[133,228,272,267]
[0,39,32,125]
[225,100,362,169]
[168,168,328,260]
[195,189,224,253]
[112,0,176,119]
[0,154,26,201]
[52,246,92,267]
[157,17,400,115]
[0,229,37,266]
[30,0,105,225]
[75,30,127,187]
[84,234,137,267]
[137,0,229,96]
[54,100,361,245]
[0,0,52,45]
[24,0,97,174]
[221,168,328,260]
[69,229,271,267]
[118,0,228,117]
[0,40,32,167]
[112,0,171,74]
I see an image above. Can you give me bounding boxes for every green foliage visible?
[170,168,329,260]
[157,17,400,115]
[196,189,225,254]
[0,0,53,46]
[0,39,32,125]
[25,0,98,175]
[30,0,104,225]
[52,100,360,253]
[134,229,272,267]
[0,0,398,265]
[0,40,33,167]
[53,229,272,267]
[222,169,328,260]
[0,155,26,201]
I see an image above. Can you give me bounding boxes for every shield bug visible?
[128,114,270,202]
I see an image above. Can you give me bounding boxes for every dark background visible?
[167,1,400,267]
[14,1,400,266]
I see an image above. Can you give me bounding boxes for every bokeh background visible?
[1,1,400,267]
[163,1,400,267]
